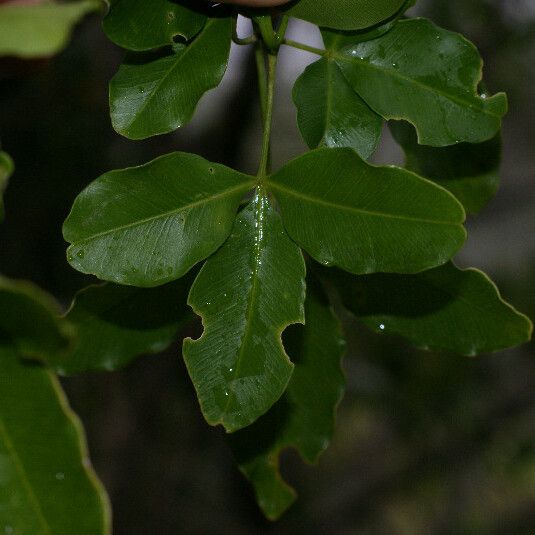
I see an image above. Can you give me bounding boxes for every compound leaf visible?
[0,151,13,222]
[63,152,254,287]
[48,277,194,375]
[330,262,533,355]
[267,147,466,275]
[183,194,306,432]
[283,0,407,31]
[229,278,345,520]
[293,58,382,159]
[0,0,100,58]
[110,16,232,139]
[390,121,501,214]
[103,0,207,51]
[0,347,111,534]
[329,18,507,146]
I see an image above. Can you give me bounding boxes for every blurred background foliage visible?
[0,0,534,533]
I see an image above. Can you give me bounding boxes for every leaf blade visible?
[284,0,407,31]
[103,0,207,51]
[0,277,72,360]
[330,18,507,146]
[390,121,501,214]
[267,147,466,275]
[0,349,111,534]
[0,1,100,58]
[293,58,383,159]
[229,278,346,520]
[63,152,254,287]
[183,194,306,432]
[48,278,194,375]
[329,262,533,355]
[109,16,232,139]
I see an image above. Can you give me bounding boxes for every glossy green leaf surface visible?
[0,348,111,534]
[49,278,194,375]
[0,151,13,222]
[0,0,100,58]
[267,148,466,275]
[0,277,72,360]
[103,0,207,51]
[293,58,382,159]
[330,18,507,146]
[284,0,406,31]
[109,17,232,139]
[318,1,411,47]
[390,121,501,214]
[183,194,306,432]
[331,262,532,355]
[229,278,345,520]
[64,152,254,287]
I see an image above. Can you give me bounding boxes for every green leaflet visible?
[328,18,507,146]
[0,0,100,58]
[319,1,410,47]
[0,279,109,533]
[329,262,532,356]
[0,151,13,222]
[293,58,383,159]
[390,121,501,214]
[110,16,232,139]
[229,278,345,520]
[0,348,111,535]
[183,194,306,432]
[48,277,194,375]
[103,0,207,51]
[63,152,254,287]
[0,277,73,360]
[283,0,407,31]
[266,147,466,275]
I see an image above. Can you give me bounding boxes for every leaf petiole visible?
[257,50,277,179]
[283,39,326,57]
[254,14,280,52]
[232,12,257,45]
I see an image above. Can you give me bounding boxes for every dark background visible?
[1,0,535,533]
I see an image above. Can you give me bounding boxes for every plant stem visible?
[257,50,277,179]
[283,39,326,57]
[255,14,279,52]
[255,42,268,126]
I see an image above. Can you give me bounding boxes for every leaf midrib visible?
[222,202,266,421]
[126,18,220,130]
[69,181,253,245]
[0,416,51,533]
[334,51,502,120]
[323,60,334,143]
[267,180,462,226]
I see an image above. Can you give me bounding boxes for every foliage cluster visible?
[0,0,532,529]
